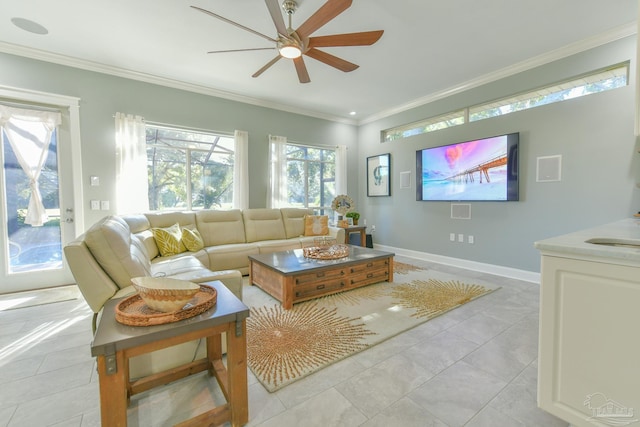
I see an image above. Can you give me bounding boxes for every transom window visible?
[146,125,235,211]
[382,62,629,142]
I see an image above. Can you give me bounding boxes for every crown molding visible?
[359,22,637,125]
[0,41,357,126]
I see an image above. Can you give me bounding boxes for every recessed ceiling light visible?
[11,17,48,35]
[349,111,356,116]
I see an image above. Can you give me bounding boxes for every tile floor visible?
[0,256,569,426]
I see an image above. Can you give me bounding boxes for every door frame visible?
[0,84,84,293]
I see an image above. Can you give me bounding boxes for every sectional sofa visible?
[64,207,344,378]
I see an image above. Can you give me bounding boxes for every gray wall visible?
[357,36,639,273]
[0,52,358,227]
[1,35,637,274]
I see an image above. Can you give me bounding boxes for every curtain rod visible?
[0,100,62,113]
[114,114,234,137]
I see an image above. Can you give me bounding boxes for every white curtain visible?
[335,145,347,196]
[0,105,61,226]
[267,135,287,208]
[233,130,249,210]
[115,112,149,214]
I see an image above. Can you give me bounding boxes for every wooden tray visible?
[115,285,217,326]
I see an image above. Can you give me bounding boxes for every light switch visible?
[90,176,100,186]
[90,200,100,210]
[101,200,110,210]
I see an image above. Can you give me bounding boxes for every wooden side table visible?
[343,225,367,247]
[91,281,249,427]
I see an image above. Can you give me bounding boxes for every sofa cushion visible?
[152,223,187,257]
[304,215,329,236]
[281,207,313,238]
[196,209,246,246]
[182,227,204,252]
[83,216,152,290]
[243,208,287,242]
[122,214,159,259]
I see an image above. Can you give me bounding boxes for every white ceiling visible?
[0,0,637,124]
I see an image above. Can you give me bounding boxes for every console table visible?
[91,280,249,427]
[342,225,366,246]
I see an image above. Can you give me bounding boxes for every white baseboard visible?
[375,244,540,284]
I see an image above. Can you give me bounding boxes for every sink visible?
[585,237,640,248]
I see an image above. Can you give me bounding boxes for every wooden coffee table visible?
[91,280,249,427]
[249,245,394,309]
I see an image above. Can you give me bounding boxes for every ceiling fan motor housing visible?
[282,0,298,15]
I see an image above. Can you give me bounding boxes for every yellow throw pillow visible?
[304,215,329,236]
[152,223,186,257]
[182,227,204,252]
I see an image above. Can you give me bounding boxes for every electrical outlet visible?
[449,233,455,242]
[468,235,474,244]
[371,225,376,232]
[458,233,464,243]
[90,200,100,210]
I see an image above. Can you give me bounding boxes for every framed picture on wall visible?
[367,153,391,196]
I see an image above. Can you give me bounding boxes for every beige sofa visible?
[64,207,343,378]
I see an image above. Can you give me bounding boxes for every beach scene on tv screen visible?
[421,135,509,200]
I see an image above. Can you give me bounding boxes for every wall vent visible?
[451,203,471,219]
[537,155,562,182]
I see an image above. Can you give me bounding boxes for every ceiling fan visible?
[191,0,383,83]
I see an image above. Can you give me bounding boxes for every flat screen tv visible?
[416,132,519,201]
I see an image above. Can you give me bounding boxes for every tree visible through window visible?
[146,125,235,211]
[286,144,335,213]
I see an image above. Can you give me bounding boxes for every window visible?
[381,62,629,142]
[469,63,628,121]
[382,110,465,142]
[146,125,235,211]
[286,143,336,213]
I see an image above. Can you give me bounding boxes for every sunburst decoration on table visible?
[390,279,492,319]
[394,261,426,275]
[246,302,376,387]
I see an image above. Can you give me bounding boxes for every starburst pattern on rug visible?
[246,302,376,388]
[394,262,426,275]
[390,279,492,319]
[318,282,388,306]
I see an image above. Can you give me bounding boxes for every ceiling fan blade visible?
[293,57,311,83]
[191,5,277,43]
[295,0,352,39]
[308,30,384,48]
[252,55,282,78]
[208,47,276,54]
[304,48,358,72]
[264,0,288,37]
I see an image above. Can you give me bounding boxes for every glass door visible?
[0,95,81,293]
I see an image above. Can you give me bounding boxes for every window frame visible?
[145,124,236,211]
[284,142,336,214]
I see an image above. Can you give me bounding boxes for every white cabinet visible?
[538,254,640,426]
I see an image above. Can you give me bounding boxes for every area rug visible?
[244,264,499,392]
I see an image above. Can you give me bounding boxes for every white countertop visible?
[534,218,640,264]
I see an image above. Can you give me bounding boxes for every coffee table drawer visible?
[348,258,390,274]
[295,279,347,299]
[349,268,389,287]
[295,269,346,286]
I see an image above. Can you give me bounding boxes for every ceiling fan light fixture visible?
[278,39,302,59]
